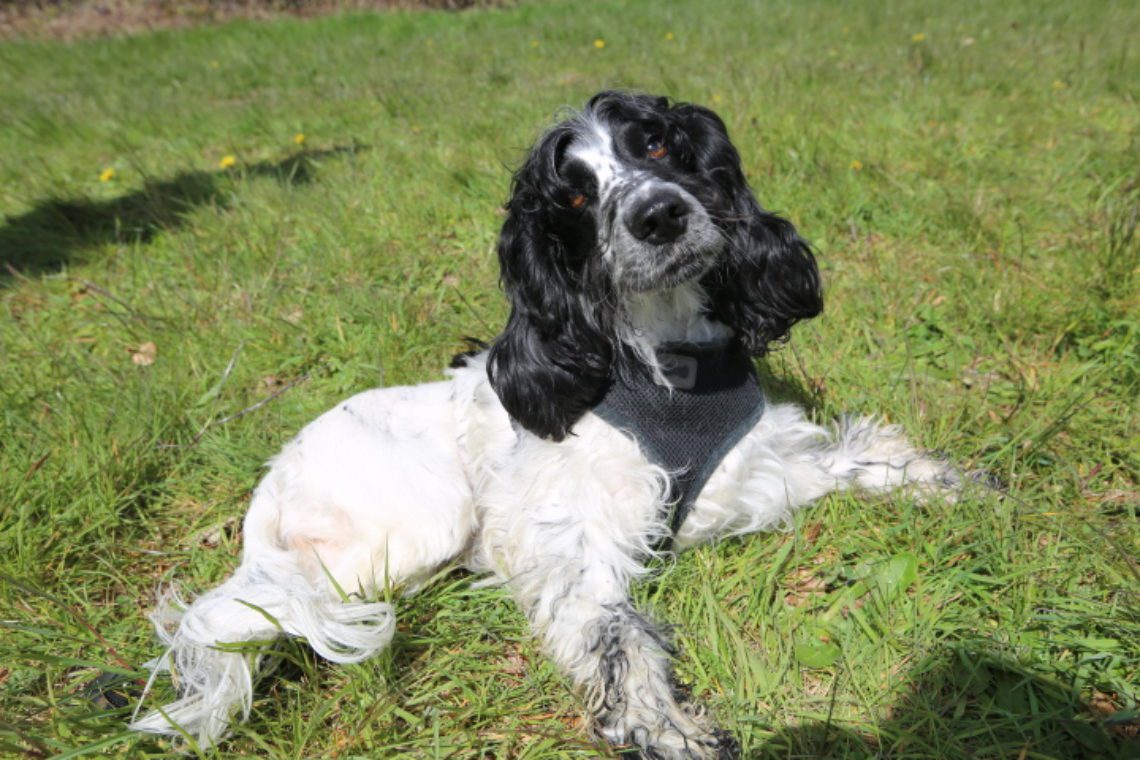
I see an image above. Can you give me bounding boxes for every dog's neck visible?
[617,283,733,381]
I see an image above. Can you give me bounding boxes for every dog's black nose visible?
[626,192,689,244]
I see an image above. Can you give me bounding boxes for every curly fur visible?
[131,92,955,758]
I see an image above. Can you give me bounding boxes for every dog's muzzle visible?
[606,182,721,292]
[625,190,690,245]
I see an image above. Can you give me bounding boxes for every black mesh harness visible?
[593,343,765,539]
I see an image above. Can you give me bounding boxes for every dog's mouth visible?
[609,195,724,292]
[620,242,720,292]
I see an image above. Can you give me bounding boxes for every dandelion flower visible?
[911,32,926,43]
[664,31,675,41]
[99,167,115,182]
[849,159,863,171]
[530,39,539,48]
[293,133,306,145]
[1052,79,1067,90]
[711,93,723,104]
[594,39,605,49]
[219,155,237,169]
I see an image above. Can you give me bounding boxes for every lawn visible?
[0,0,1137,757]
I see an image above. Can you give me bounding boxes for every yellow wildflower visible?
[99,167,115,182]
[711,93,723,104]
[849,159,863,171]
[594,39,605,49]
[664,32,675,41]
[530,39,539,48]
[219,155,237,169]
[911,32,926,43]
[1052,79,1067,90]
[293,132,306,145]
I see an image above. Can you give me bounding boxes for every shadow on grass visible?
[754,645,1136,759]
[67,623,1137,757]
[0,145,364,287]
[756,358,821,410]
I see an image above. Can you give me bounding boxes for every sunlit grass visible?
[0,0,1136,757]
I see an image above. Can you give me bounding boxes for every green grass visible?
[1,0,1137,757]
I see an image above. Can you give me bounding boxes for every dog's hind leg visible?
[132,383,475,748]
[128,551,394,747]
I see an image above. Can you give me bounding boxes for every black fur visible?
[591,603,738,759]
[672,103,824,355]
[486,123,618,441]
[487,91,823,441]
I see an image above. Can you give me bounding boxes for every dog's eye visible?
[570,193,587,209]
[646,137,668,160]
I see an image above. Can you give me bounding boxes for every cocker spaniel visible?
[132,91,957,758]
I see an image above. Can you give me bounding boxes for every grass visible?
[0,0,1137,757]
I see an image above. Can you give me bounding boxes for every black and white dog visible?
[132,91,956,757]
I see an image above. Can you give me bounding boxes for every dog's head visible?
[488,91,823,440]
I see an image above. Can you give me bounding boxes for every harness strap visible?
[593,344,765,540]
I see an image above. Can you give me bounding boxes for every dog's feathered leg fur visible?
[476,413,732,759]
[128,92,970,757]
[675,405,960,549]
[129,471,399,748]
[129,562,395,747]
[132,381,478,747]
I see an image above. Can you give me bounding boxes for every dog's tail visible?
[129,558,395,748]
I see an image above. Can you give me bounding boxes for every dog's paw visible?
[710,729,741,759]
[896,455,1006,506]
[633,728,738,760]
[606,701,734,760]
[964,466,1006,492]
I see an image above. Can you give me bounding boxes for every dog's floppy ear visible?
[487,136,615,441]
[676,103,824,355]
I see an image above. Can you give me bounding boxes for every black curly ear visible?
[676,103,824,354]
[704,200,823,355]
[487,138,615,441]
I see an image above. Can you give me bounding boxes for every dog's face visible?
[488,92,823,440]
[555,103,726,294]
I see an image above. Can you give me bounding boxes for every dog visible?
[131,91,958,758]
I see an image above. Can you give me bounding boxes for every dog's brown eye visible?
[646,138,668,160]
[570,193,587,209]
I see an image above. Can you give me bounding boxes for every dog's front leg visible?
[520,553,733,759]
[675,404,964,549]
[477,422,736,759]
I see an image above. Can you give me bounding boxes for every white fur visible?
[131,306,956,755]
[131,108,960,756]
[618,282,734,383]
[568,117,723,292]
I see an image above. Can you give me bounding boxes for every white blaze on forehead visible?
[566,119,623,198]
